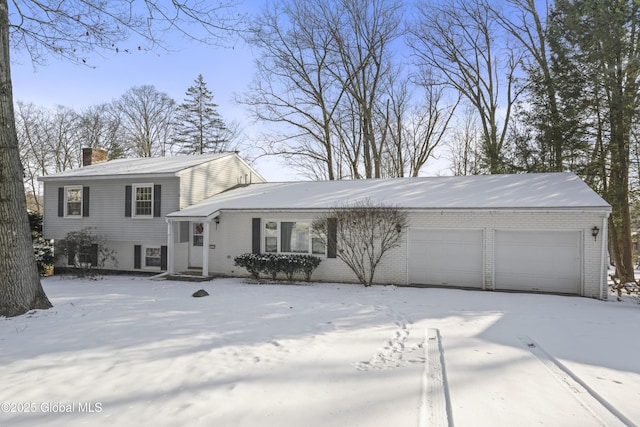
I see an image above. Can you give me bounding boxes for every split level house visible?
[38,148,264,272]
[40,149,612,299]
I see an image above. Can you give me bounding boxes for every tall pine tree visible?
[548,0,640,284]
[174,75,228,154]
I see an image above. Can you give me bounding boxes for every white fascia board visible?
[38,172,178,182]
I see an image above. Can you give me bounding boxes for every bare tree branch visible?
[312,199,407,286]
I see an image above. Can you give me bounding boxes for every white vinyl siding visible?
[177,154,266,208]
[42,178,179,242]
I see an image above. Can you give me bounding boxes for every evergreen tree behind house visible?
[174,74,229,154]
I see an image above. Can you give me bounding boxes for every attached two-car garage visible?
[408,228,582,295]
[166,171,610,299]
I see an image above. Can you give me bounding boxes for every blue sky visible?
[9,0,299,181]
[11,41,254,120]
[11,39,299,181]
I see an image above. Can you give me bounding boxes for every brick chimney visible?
[82,148,108,167]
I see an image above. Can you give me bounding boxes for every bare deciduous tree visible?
[45,105,81,171]
[492,0,567,172]
[383,71,459,177]
[76,103,124,159]
[243,0,403,180]
[312,199,408,287]
[447,104,485,176]
[327,0,403,178]
[118,85,176,157]
[243,0,346,180]
[16,101,48,211]
[409,0,523,174]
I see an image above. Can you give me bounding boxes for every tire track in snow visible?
[419,328,453,427]
[519,336,634,427]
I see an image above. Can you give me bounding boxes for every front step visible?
[165,273,213,282]
[151,269,213,282]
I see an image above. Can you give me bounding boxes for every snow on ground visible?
[1,275,639,427]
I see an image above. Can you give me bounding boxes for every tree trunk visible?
[0,0,51,317]
[608,124,635,283]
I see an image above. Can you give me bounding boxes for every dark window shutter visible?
[82,187,90,217]
[153,184,161,217]
[90,244,98,266]
[58,188,64,217]
[160,246,168,270]
[252,218,261,254]
[67,242,76,266]
[125,185,132,217]
[327,218,337,259]
[134,245,141,269]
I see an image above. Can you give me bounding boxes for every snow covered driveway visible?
[1,276,638,426]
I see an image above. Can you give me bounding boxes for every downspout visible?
[600,213,610,299]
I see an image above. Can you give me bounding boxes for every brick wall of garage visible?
[405,209,608,299]
[207,210,375,285]
[207,209,609,298]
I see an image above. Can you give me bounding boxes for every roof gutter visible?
[165,211,221,223]
[165,206,611,219]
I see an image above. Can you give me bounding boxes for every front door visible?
[189,222,204,268]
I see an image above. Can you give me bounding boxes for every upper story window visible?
[264,220,326,255]
[133,184,153,217]
[65,186,83,217]
[125,184,161,218]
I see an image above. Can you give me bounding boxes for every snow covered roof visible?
[38,152,239,181]
[166,172,610,219]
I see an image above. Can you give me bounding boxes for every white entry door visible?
[408,229,484,288]
[189,222,204,268]
[494,230,581,294]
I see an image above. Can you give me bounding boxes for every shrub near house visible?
[57,228,118,277]
[28,210,54,276]
[234,253,321,282]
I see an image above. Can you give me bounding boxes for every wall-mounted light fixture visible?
[591,226,600,241]
[395,223,402,234]
[214,216,220,225]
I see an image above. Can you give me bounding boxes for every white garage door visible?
[494,230,581,294]
[408,229,484,288]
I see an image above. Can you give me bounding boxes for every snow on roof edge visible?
[166,172,611,218]
[38,152,237,181]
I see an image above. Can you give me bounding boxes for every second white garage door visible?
[494,230,581,294]
[408,229,484,288]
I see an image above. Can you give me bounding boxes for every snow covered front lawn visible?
[1,276,639,427]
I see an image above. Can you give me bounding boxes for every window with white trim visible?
[263,221,326,255]
[265,221,278,252]
[133,184,153,217]
[193,223,204,246]
[144,246,162,268]
[65,186,83,217]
